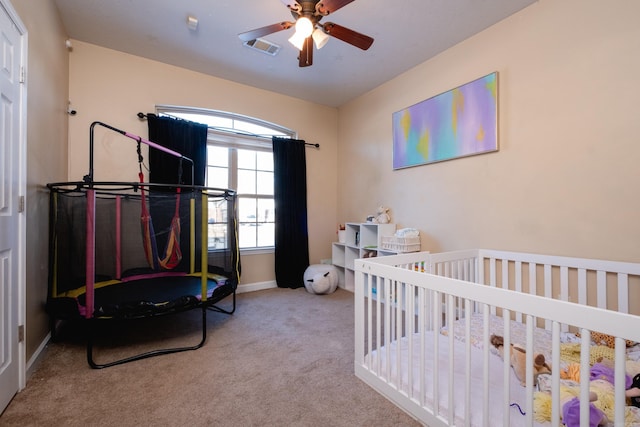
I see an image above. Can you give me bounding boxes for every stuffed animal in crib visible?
[561,360,640,408]
[628,373,640,407]
[490,334,551,386]
[534,383,610,427]
[575,331,636,348]
[540,361,640,425]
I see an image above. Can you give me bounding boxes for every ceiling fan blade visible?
[323,22,374,50]
[317,0,356,15]
[238,22,293,42]
[298,37,313,67]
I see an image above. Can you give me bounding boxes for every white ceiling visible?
[54,0,537,108]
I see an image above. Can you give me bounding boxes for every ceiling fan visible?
[238,0,374,67]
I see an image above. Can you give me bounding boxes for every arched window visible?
[156,105,295,251]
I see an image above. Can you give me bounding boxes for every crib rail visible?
[476,249,640,315]
[354,250,640,427]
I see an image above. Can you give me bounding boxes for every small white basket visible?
[381,236,421,253]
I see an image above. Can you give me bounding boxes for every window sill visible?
[240,247,274,256]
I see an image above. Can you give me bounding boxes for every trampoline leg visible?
[86,306,208,369]
[207,289,236,315]
[49,316,59,343]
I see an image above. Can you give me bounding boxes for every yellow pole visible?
[201,191,208,301]
[190,197,195,274]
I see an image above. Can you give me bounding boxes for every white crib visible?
[354,249,640,427]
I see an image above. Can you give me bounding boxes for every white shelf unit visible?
[331,222,397,291]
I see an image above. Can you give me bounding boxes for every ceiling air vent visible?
[243,38,281,56]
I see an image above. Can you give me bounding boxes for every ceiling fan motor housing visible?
[290,0,325,24]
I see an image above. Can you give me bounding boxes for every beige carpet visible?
[1,288,420,426]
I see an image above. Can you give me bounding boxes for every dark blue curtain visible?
[144,114,208,272]
[147,114,208,185]
[272,137,310,289]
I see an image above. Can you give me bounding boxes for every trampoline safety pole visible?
[115,195,122,280]
[52,192,59,297]
[201,192,208,301]
[190,198,195,274]
[85,189,96,318]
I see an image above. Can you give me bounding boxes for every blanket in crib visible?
[439,313,640,425]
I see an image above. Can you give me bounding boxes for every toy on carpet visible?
[490,334,551,386]
[303,264,338,295]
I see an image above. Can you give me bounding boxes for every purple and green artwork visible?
[392,72,498,169]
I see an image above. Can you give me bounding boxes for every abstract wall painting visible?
[392,72,498,169]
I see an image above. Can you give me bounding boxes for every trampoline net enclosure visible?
[47,182,239,321]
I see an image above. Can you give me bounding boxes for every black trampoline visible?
[46,122,240,368]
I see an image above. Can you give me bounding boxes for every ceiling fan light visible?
[294,17,314,38]
[288,32,306,51]
[312,28,329,49]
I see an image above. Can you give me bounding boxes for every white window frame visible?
[155,105,295,254]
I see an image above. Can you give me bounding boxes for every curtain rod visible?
[137,112,319,148]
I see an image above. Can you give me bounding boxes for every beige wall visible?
[338,0,640,262]
[11,0,69,360]
[18,0,640,365]
[67,41,339,286]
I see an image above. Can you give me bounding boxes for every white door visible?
[0,0,25,414]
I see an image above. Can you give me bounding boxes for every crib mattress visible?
[365,319,640,426]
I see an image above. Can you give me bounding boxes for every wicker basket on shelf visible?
[380,236,421,253]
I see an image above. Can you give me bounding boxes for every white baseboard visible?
[25,332,51,384]
[236,280,277,293]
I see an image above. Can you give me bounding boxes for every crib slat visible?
[529,262,537,297]
[578,268,587,306]
[483,308,490,427]
[395,281,402,390]
[464,298,472,427]
[489,258,497,288]
[447,294,455,424]
[366,274,372,370]
[419,287,426,407]
[515,262,523,323]
[385,277,392,382]
[374,275,381,374]
[560,266,569,332]
[502,309,511,427]
[407,283,414,398]
[433,291,440,417]
[544,264,552,330]
[354,268,365,368]
[551,322,561,427]
[560,266,568,301]
[597,270,607,309]
[502,259,508,290]
[526,317,537,426]
[618,273,629,313]
[580,329,591,427]
[615,338,626,424]
[489,259,497,316]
